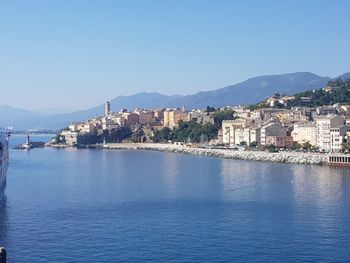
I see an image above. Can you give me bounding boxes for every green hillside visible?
[287,79,350,107]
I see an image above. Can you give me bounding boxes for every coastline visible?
[100,143,329,165]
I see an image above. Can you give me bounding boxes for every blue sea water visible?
[1,135,350,262]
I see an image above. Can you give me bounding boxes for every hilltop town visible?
[51,79,350,155]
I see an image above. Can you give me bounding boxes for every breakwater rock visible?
[103,143,329,165]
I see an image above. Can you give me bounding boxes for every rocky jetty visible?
[103,143,328,165]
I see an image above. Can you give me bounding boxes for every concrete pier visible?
[0,247,6,263]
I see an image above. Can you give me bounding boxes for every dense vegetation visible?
[247,79,350,109]
[287,79,350,108]
[153,121,218,143]
[152,108,235,143]
[211,109,235,127]
[341,142,350,153]
[152,127,173,142]
[73,126,133,145]
[246,103,269,111]
[104,126,133,143]
[130,127,145,143]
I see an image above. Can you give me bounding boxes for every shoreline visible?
[100,143,329,166]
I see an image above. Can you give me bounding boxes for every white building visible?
[330,125,350,152]
[69,122,94,134]
[315,116,345,152]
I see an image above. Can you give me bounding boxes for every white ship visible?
[0,128,10,193]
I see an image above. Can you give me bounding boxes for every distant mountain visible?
[169,72,331,108]
[0,105,42,128]
[0,105,41,118]
[337,72,350,80]
[109,92,182,111]
[1,72,348,130]
[34,107,76,115]
[0,107,103,131]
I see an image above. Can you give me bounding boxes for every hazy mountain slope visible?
[337,72,350,80]
[172,72,331,108]
[6,107,104,130]
[109,92,182,111]
[0,105,42,128]
[108,72,331,110]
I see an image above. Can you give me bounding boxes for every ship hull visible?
[0,161,8,193]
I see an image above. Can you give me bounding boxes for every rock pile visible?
[104,143,328,165]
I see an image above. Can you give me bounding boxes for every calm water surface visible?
[1,135,350,262]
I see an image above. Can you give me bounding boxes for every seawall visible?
[102,143,329,165]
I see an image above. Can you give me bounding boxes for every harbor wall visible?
[102,143,328,165]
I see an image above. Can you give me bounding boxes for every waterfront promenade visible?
[102,143,328,165]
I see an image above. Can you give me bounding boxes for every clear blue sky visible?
[1,0,349,111]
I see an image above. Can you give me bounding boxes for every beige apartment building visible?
[222,120,260,146]
[134,110,155,125]
[291,123,317,146]
[163,109,188,129]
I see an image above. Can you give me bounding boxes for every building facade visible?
[260,123,287,145]
[291,123,317,146]
[330,125,350,152]
[222,120,261,146]
[315,116,345,152]
[266,136,293,148]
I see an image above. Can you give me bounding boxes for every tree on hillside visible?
[152,127,172,142]
[341,142,350,153]
[248,78,350,109]
[274,102,285,109]
[287,78,350,108]
[206,106,216,112]
[290,142,301,150]
[266,144,278,152]
[105,126,132,143]
[301,142,312,150]
[247,103,268,111]
[212,109,235,128]
[273,93,281,98]
[239,141,247,146]
[153,120,218,143]
[131,127,145,143]
[250,141,258,148]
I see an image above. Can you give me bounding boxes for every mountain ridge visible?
[1,71,349,130]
